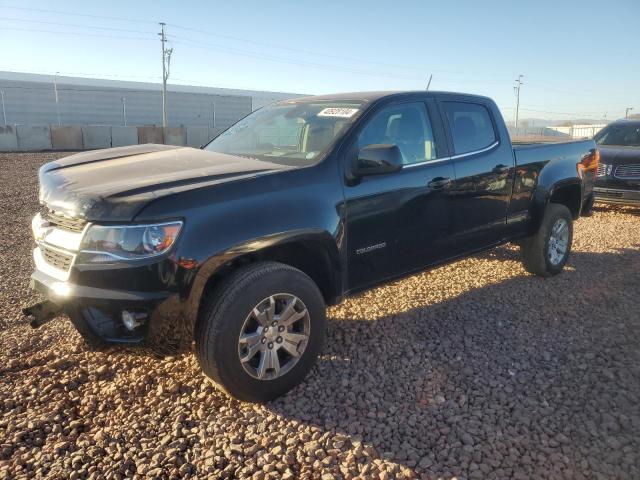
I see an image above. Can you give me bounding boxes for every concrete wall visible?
[51,127,83,150]
[137,126,164,144]
[17,125,52,151]
[0,125,18,151]
[111,126,138,147]
[186,126,209,148]
[82,126,112,150]
[164,127,186,146]
[0,125,225,151]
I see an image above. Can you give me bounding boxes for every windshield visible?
[205,101,365,166]
[594,124,640,147]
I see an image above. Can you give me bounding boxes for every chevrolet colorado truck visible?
[24,91,599,402]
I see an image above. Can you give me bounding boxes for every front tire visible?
[520,203,573,277]
[196,261,326,402]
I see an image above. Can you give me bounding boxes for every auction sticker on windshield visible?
[318,107,359,118]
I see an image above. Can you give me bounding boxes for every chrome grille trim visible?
[597,163,607,177]
[39,243,75,272]
[41,207,87,233]
[614,164,640,180]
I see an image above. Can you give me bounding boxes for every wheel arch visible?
[548,181,582,219]
[530,179,582,233]
[187,230,342,330]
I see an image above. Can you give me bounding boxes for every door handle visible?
[427,177,451,189]
[492,164,510,174]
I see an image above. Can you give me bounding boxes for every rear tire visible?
[520,203,573,277]
[196,261,326,402]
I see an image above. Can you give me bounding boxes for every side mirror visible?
[354,144,403,177]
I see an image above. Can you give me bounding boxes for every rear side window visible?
[442,102,496,155]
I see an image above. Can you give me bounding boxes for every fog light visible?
[51,282,71,297]
[121,310,147,331]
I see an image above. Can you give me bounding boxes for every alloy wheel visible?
[237,294,311,380]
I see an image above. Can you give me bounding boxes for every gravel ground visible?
[1,152,639,480]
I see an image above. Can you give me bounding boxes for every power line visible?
[1,10,518,86]
[0,16,157,35]
[0,4,157,24]
[0,26,154,41]
[0,3,513,82]
[169,37,426,81]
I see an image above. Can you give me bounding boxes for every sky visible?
[1,0,639,123]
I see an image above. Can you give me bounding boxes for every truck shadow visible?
[593,203,640,216]
[265,247,640,478]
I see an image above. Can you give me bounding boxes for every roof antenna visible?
[426,74,433,91]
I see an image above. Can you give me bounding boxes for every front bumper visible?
[594,187,640,206]
[27,267,175,343]
[26,211,198,347]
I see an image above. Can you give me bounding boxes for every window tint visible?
[442,102,496,155]
[595,124,640,146]
[358,102,437,165]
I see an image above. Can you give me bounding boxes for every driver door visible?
[343,100,456,291]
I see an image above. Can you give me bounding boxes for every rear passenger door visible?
[439,99,515,250]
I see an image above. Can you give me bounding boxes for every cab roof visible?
[282,90,493,105]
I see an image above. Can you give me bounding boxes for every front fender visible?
[184,229,342,320]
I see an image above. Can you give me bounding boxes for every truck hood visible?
[39,144,292,221]
[598,145,640,165]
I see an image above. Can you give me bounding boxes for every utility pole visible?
[121,97,127,126]
[513,74,524,127]
[426,74,433,91]
[0,90,6,125]
[159,22,172,128]
[626,107,634,118]
[53,72,61,126]
[211,102,216,127]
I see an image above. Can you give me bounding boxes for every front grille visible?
[597,163,607,177]
[42,208,87,233]
[614,164,640,180]
[40,244,74,271]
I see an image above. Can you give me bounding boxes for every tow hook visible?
[22,301,64,329]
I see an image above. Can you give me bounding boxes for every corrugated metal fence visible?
[0,77,252,128]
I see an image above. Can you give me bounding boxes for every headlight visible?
[78,221,183,263]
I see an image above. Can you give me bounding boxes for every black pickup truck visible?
[25,91,599,401]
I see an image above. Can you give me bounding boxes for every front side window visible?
[442,101,497,155]
[357,102,437,165]
[595,124,640,147]
[205,101,364,166]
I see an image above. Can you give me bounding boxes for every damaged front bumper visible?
[23,298,64,329]
[23,268,184,346]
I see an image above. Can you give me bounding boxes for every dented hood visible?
[39,144,290,221]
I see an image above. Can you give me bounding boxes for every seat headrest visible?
[396,110,424,141]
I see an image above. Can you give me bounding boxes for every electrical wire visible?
[0,16,157,35]
[1,26,154,42]
[0,4,157,24]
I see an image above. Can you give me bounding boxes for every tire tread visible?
[195,261,325,401]
[520,203,573,277]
